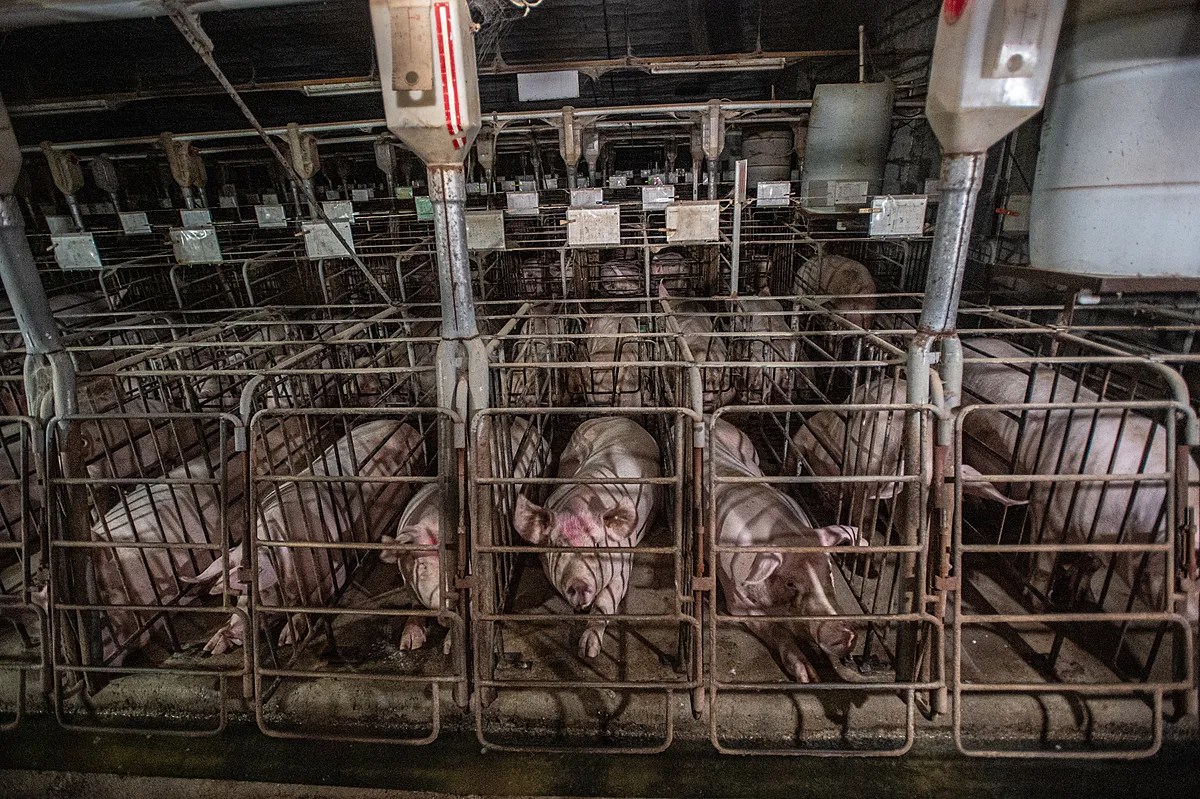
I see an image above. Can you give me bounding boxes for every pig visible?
[959,337,1198,612]
[74,453,245,667]
[658,284,737,411]
[712,416,862,683]
[794,254,877,330]
[0,420,40,544]
[786,376,1022,528]
[73,381,203,483]
[513,416,660,658]
[195,322,293,404]
[189,420,425,654]
[650,250,694,295]
[507,304,569,406]
[600,259,643,297]
[573,314,651,407]
[733,292,801,403]
[380,416,551,650]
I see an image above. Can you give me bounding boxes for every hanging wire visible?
[508,0,544,15]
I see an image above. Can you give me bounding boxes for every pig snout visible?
[564,577,595,610]
[815,619,856,659]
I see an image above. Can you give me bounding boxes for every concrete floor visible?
[1,537,1196,752]
[1,723,1199,799]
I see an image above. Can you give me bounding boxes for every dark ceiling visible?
[0,0,917,145]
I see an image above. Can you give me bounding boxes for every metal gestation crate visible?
[464,204,718,302]
[948,318,1198,758]
[46,358,246,734]
[0,412,44,731]
[469,300,701,751]
[691,296,939,754]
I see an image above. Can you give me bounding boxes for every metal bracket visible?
[934,574,960,592]
[693,575,716,592]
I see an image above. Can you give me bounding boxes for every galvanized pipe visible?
[24,100,920,154]
[0,197,65,359]
[427,165,478,341]
[917,152,987,336]
[0,0,326,29]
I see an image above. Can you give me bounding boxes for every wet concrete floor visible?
[1,718,1197,799]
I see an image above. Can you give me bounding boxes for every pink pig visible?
[513,416,660,658]
[712,416,864,683]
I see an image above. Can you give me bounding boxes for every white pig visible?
[659,284,737,411]
[380,416,551,650]
[734,292,800,403]
[574,314,651,407]
[77,453,245,667]
[786,376,1023,527]
[513,416,660,658]
[959,337,1198,611]
[794,254,877,330]
[712,416,862,683]
[190,420,425,654]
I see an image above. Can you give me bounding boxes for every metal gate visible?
[702,296,941,755]
[470,300,701,752]
[951,332,1197,757]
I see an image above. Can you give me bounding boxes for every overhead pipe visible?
[23,99,922,154]
[0,0,326,30]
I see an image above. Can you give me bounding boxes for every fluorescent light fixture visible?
[648,57,787,75]
[8,98,111,117]
[301,79,382,97]
[517,70,581,102]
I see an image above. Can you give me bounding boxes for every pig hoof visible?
[578,627,604,658]
[785,653,817,684]
[399,622,427,651]
[203,627,241,656]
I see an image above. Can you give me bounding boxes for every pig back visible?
[254,420,425,613]
[89,455,237,665]
[578,314,647,407]
[550,417,660,543]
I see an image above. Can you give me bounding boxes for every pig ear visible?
[813,524,862,548]
[744,552,783,585]
[380,528,421,564]
[602,496,639,539]
[658,281,673,299]
[960,466,1027,506]
[867,482,900,501]
[514,494,552,544]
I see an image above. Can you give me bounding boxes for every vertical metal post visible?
[858,25,866,83]
[917,153,987,337]
[428,165,479,342]
[900,151,986,684]
[729,159,746,297]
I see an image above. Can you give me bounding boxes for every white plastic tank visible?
[800,81,894,212]
[369,0,481,166]
[743,129,793,186]
[1029,0,1200,277]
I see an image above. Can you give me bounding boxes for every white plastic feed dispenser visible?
[925,0,1067,154]
[369,0,481,166]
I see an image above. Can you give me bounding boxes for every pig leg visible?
[743,618,817,683]
[203,607,246,656]
[579,567,629,659]
[399,618,428,651]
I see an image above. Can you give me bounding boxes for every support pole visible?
[899,151,986,685]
